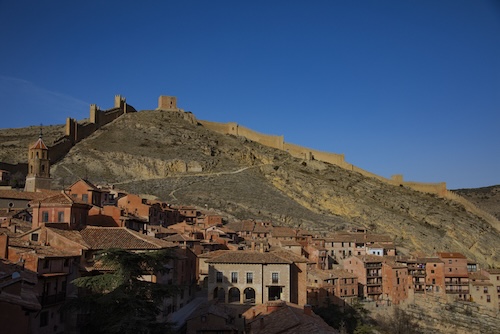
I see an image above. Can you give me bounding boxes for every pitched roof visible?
[31,137,48,150]
[437,252,467,259]
[80,227,174,250]
[244,301,336,334]
[271,226,296,238]
[0,189,59,202]
[47,226,174,250]
[207,251,293,264]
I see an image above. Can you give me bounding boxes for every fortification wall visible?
[48,137,73,164]
[198,120,231,134]
[198,119,483,202]
[46,95,136,165]
[199,120,284,149]
[235,124,284,150]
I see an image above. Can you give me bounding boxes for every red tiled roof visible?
[271,226,296,238]
[437,252,467,259]
[240,220,255,232]
[47,226,174,250]
[80,227,173,250]
[243,301,336,333]
[207,251,293,264]
[31,138,48,150]
[0,189,59,201]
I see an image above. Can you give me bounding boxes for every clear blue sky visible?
[1,1,499,189]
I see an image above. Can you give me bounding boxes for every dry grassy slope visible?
[0,124,65,163]
[1,110,499,267]
[44,110,500,267]
[453,186,500,220]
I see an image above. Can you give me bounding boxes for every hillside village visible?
[1,98,500,334]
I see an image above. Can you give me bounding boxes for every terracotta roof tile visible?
[437,252,467,259]
[243,301,336,333]
[80,227,173,250]
[271,226,296,238]
[207,251,293,264]
[0,189,59,201]
[31,138,48,150]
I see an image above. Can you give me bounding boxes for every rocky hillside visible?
[453,186,500,221]
[1,110,499,267]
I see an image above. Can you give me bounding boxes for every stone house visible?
[242,300,337,333]
[185,302,242,334]
[66,179,110,207]
[476,268,500,309]
[206,250,307,306]
[307,268,358,307]
[343,255,383,301]
[398,257,446,297]
[437,252,470,301]
[1,232,80,334]
[31,192,91,230]
[469,271,495,307]
[382,259,409,305]
[0,258,40,334]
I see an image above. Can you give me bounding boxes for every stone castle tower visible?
[24,131,52,192]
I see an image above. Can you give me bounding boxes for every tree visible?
[377,306,422,334]
[67,248,178,334]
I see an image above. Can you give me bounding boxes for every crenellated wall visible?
[47,95,136,163]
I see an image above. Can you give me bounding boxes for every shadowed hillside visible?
[1,109,499,267]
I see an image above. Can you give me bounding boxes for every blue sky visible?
[0,1,499,189]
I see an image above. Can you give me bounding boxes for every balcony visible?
[39,292,66,306]
[411,269,426,277]
[367,288,382,295]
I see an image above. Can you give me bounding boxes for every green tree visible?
[67,248,178,334]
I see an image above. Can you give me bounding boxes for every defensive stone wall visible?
[49,95,136,163]
[198,118,499,229]
[199,120,448,195]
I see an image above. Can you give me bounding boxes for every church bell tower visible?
[24,129,52,192]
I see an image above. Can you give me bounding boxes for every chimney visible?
[304,304,312,316]
[0,233,9,259]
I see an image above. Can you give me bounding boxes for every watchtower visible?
[157,96,178,111]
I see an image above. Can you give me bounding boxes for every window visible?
[487,295,491,303]
[40,311,48,327]
[216,271,223,283]
[431,270,435,274]
[42,211,49,223]
[272,272,279,284]
[231,272,238,283]
[82,194,88,203]
[246,272,253,284]
[31,233,39,242]
[484,287,488,293]
[448,260,452,264]
[57,211,64,222]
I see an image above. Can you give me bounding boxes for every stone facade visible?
[206,251,307,306]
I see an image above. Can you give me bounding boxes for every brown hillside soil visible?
[453,186,500,220]
[1,110,499,267]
